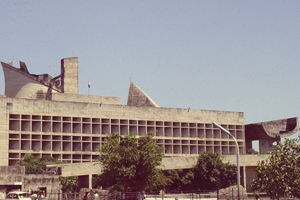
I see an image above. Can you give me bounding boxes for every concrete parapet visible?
[0,97,244,124]
[161,156,198,170]
[0,166,25,175]
[221,154,269,166]
[50,154,270,176]
[52,162,102,177]
[52,93,121,105]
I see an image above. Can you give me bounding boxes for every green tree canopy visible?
[247,148,259,154]
[59,176,79,192]
[95,132,164,192]
[191,152,237,190]
[163,169,194,192]
[163,152,237,192]
[251,137,300,199]
[18,153,65,174]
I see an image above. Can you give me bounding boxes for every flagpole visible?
[88,81,90,95]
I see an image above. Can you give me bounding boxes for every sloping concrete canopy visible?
[245,117,299,140]
[127,81,159,107]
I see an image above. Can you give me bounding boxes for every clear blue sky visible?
[0,1,299,140]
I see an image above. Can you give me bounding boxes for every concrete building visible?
[0,57,298,190]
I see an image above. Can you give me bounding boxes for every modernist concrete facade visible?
[0,57,298,190]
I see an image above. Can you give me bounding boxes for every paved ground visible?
[147,199,217,200]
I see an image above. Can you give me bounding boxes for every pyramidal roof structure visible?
[127,81,159,107]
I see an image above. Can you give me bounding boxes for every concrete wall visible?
[259,138,280,154]
[0,96,9,166]
[245,166,258,187]
[0,166,24,185]
[0,166,60,194]
[23,175,60,193]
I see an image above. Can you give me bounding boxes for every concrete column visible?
[89,174,92,189]
[259,138,280,154]
[242,166,246,188]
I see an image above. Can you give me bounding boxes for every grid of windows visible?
[8,114,245,165]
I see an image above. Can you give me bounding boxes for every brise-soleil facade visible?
[0,58,298,189]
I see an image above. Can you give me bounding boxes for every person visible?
[121,192,125,200]
[37,190,44,200]
[137,191,142,200]
[27,189,33,195]
[82,192,88,200]
[0,191,5,200]
[31,191,37,200]
[255,193,260,200]
[141,191,146,200]
[94,192,100,200]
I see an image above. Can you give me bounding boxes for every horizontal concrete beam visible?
[53,155,269,177]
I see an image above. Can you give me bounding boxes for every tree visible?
[59,176,79,192]
[95,132,164,192]
[18,154,65,174]
[163,169,194,192]
[251,137,300,199]
[18,154,44,174]
[163,152,237,192]
[18,154,78,192]
[247,148,259,154]
[191,152,237,190]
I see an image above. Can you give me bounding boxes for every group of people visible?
[137,191,146,200]
[29,190,45,200]
[82,190,146,200]
[82,190,100,200]
[120,191,146,200]
[81,190,147,200]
